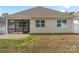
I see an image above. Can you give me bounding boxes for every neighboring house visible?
[0,17,6,26]
[73,12,79,21]
[5,6,75,34]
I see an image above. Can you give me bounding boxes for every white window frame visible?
[36,20,40,28]
[35,20,45,28]
[57,19,67,28]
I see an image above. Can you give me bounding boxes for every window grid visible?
[57,20,66,28]
[36,20,45,28]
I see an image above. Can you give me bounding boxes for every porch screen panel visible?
[8,20,15,33]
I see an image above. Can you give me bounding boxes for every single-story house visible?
[5,6,75,34]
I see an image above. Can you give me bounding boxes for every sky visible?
[0,0,79,15]
[0,6,79,15]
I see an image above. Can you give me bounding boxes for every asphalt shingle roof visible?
[8,6,74,18]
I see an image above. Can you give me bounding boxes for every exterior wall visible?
[73,20,79,33]
[30,18,74,33]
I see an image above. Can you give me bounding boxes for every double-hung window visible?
[57,20,67,28]
[19,22,23,27]
[36,20,40,27]
[41,20,45,27]
[36,20,45,28]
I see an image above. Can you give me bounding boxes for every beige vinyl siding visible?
[30,18,74,33]
[6,6,75,34]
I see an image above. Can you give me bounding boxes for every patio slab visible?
[0,34,29,39]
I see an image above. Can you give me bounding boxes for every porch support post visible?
[15,20,16,32]
[6,19,8,34]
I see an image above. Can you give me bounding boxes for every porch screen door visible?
[19,21,29,33]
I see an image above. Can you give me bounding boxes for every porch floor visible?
[0,34,29,39]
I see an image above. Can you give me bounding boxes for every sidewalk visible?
[0,34,29,39]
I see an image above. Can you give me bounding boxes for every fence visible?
[0,26,6,35]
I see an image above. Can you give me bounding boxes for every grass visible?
[0,35,37,52]
[0,34,79,52]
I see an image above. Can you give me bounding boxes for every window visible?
[41,20,45,27]
[57,20,67,28]
[23,22,27,27]
[19,22,27,27]
[62,20,66,24]
[57,20,61,27]
[35,20,45,28]
[19,22,23,27]
[36,20,40,27]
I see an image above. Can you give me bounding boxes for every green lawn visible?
[0,35,36,52]
[0,34,79,53]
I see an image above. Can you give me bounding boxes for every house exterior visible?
[5,6,75,34]
[73,12,79,20]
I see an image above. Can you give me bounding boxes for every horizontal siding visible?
[30,19,74,33]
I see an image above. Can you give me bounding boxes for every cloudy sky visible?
[0,6,79,15]
[0,0,79,15]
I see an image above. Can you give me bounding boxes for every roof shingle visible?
[8,6,74,18]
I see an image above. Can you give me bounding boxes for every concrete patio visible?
[0,34,29,39]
